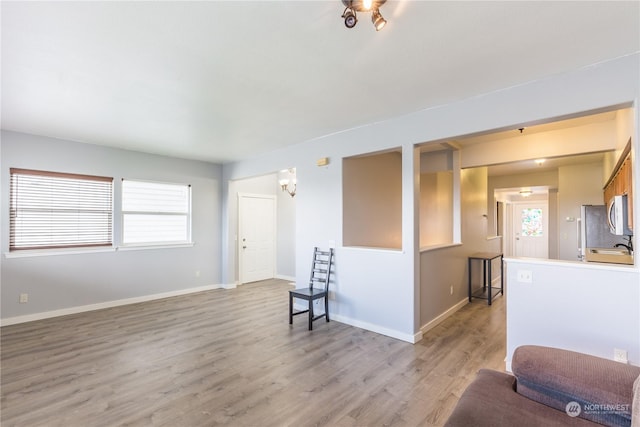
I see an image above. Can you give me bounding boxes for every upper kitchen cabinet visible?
[603,139,633,230]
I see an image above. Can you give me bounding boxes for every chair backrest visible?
[309,247,334,291]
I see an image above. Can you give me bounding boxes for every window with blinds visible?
[121,179,191,245]
[9,169,114,251]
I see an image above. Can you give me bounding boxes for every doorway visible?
[238,193,276,284]
[508,201,549,258]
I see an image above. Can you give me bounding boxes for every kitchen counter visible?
[585,247,634,265]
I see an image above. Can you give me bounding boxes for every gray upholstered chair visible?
[445,345,640,427]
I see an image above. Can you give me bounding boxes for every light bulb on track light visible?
[342,8,357,28]
[371,9,386,31]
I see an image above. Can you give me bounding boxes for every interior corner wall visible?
[420,171,454,247]
[222,53,640,343]
[0,130,223,321]
[226,173,296,282]
[276,185,296,280]
[419,167,501,328]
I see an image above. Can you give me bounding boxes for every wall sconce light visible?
[278,168,297,197]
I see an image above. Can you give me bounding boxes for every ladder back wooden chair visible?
[289,247,334,330]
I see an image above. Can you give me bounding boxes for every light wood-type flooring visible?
[1,279,506,427]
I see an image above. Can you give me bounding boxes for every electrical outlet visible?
[195,270,201,278]
[19,293,28,303]
[450,285,454,295]
[517,270,533,283]
[614,348,628,363]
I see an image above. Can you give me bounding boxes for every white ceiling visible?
[2,1,639,164]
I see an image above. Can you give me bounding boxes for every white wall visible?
[276,183,296,280]
[222,53,640,343]
[506,258,639,369]
[1,131,222,322]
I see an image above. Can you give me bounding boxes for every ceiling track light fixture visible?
[341,0,387,31]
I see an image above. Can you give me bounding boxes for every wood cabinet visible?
[603,139,633,230]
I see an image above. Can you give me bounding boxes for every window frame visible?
[9,168,114,252]
[120,178,193,248]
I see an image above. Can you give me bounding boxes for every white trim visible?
[419,243,463,253]
[117,242,194,251]
[504,256,638,271]
[276,274,296,282]
[290,301,421,343]
[331,313,421,343]
[0,284,223,327]
[290,303,422,343]
[221,282,237,289]
[341,246,404,254]
[420,298,469,335]
[4,247,117,258]
[4,242,196,258]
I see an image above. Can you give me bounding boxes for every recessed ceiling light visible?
[535,159,546,165]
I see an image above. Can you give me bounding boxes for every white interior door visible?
[512,201,549,258]
[239,194,276,284]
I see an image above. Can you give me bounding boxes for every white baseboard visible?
[331,313,421,344]
[290,299,422,344]
[1,284,225,327]
[420,297,469,335]
[275,274,295,282]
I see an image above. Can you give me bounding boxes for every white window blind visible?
[122,180,191,245]
[9,168,114,251]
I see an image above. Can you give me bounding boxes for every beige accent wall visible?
[419,166,501,327]
[420,171,453,247]
[342,151,402,249]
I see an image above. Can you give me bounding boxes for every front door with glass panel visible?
[513,202,549,258]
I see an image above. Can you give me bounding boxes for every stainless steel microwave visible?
[608,194,632,235]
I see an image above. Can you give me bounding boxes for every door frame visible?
[238,193,277,285]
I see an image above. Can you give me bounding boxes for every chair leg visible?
[325,296,329,322]
[308,298,313,331]
[289,294,293,325]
